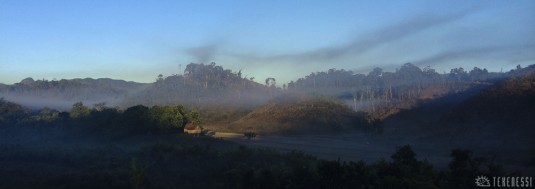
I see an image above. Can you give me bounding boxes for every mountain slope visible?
[229,94,379,134]
[121,63,274,107]
[0,77,148,109]
[443,66,535,128]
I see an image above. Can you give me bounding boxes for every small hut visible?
[184,123,202,135]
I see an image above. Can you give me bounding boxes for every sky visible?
[1,0,534,85]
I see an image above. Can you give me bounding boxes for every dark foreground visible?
[1,127,529,189]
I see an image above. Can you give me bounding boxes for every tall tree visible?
[69,102,90,119]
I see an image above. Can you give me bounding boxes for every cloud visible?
[225,9,476,63]
[414,43,535,66]
[184,42,222,63]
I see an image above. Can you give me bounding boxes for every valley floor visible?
[215,131,534,175]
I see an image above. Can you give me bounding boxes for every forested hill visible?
[0,63,277,110]
[443,64,535,127]
[1,62,532,115]
[0,77,148,110]
[284,63,522,118]
[121,62,275,108]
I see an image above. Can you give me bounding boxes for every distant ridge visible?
[0,77,148,110]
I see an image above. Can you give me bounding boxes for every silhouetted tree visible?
[391,145,418,166]
[469,67,489,81]
[122,105,151,133]
[444,149,485,189]
[449,67,468,81]
[265,78,276,87]
[0,98,30,126]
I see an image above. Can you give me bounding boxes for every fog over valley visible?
[1,1,534,188]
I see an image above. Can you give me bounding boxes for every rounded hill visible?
[230,94,380,134]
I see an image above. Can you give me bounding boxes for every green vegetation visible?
[0,98,29,125]
[149,105,186,130]
[1,64,533,188]
[0,133,511,189]
[286,63,506,118]
[1,63,531,131]
[0,97,526,188]
[0,100,202,136]
[123,62,271,109]
[69,102,91,118]
[131,158,148,189]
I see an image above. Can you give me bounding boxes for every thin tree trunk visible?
[353,94,357,112]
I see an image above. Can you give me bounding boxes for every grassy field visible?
[214,130,534,175]
[216,132,447,166]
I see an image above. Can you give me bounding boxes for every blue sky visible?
[1,0,534,84]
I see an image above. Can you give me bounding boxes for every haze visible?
[1,0,534,85]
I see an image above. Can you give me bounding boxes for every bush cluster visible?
[0,99,201,135]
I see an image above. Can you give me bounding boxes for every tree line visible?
[2,62,531,122]
[124,62,271,108]
[285,63,520,116]
[0,78,145,103]
[132,143,509,189]
[0,98,201,135]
